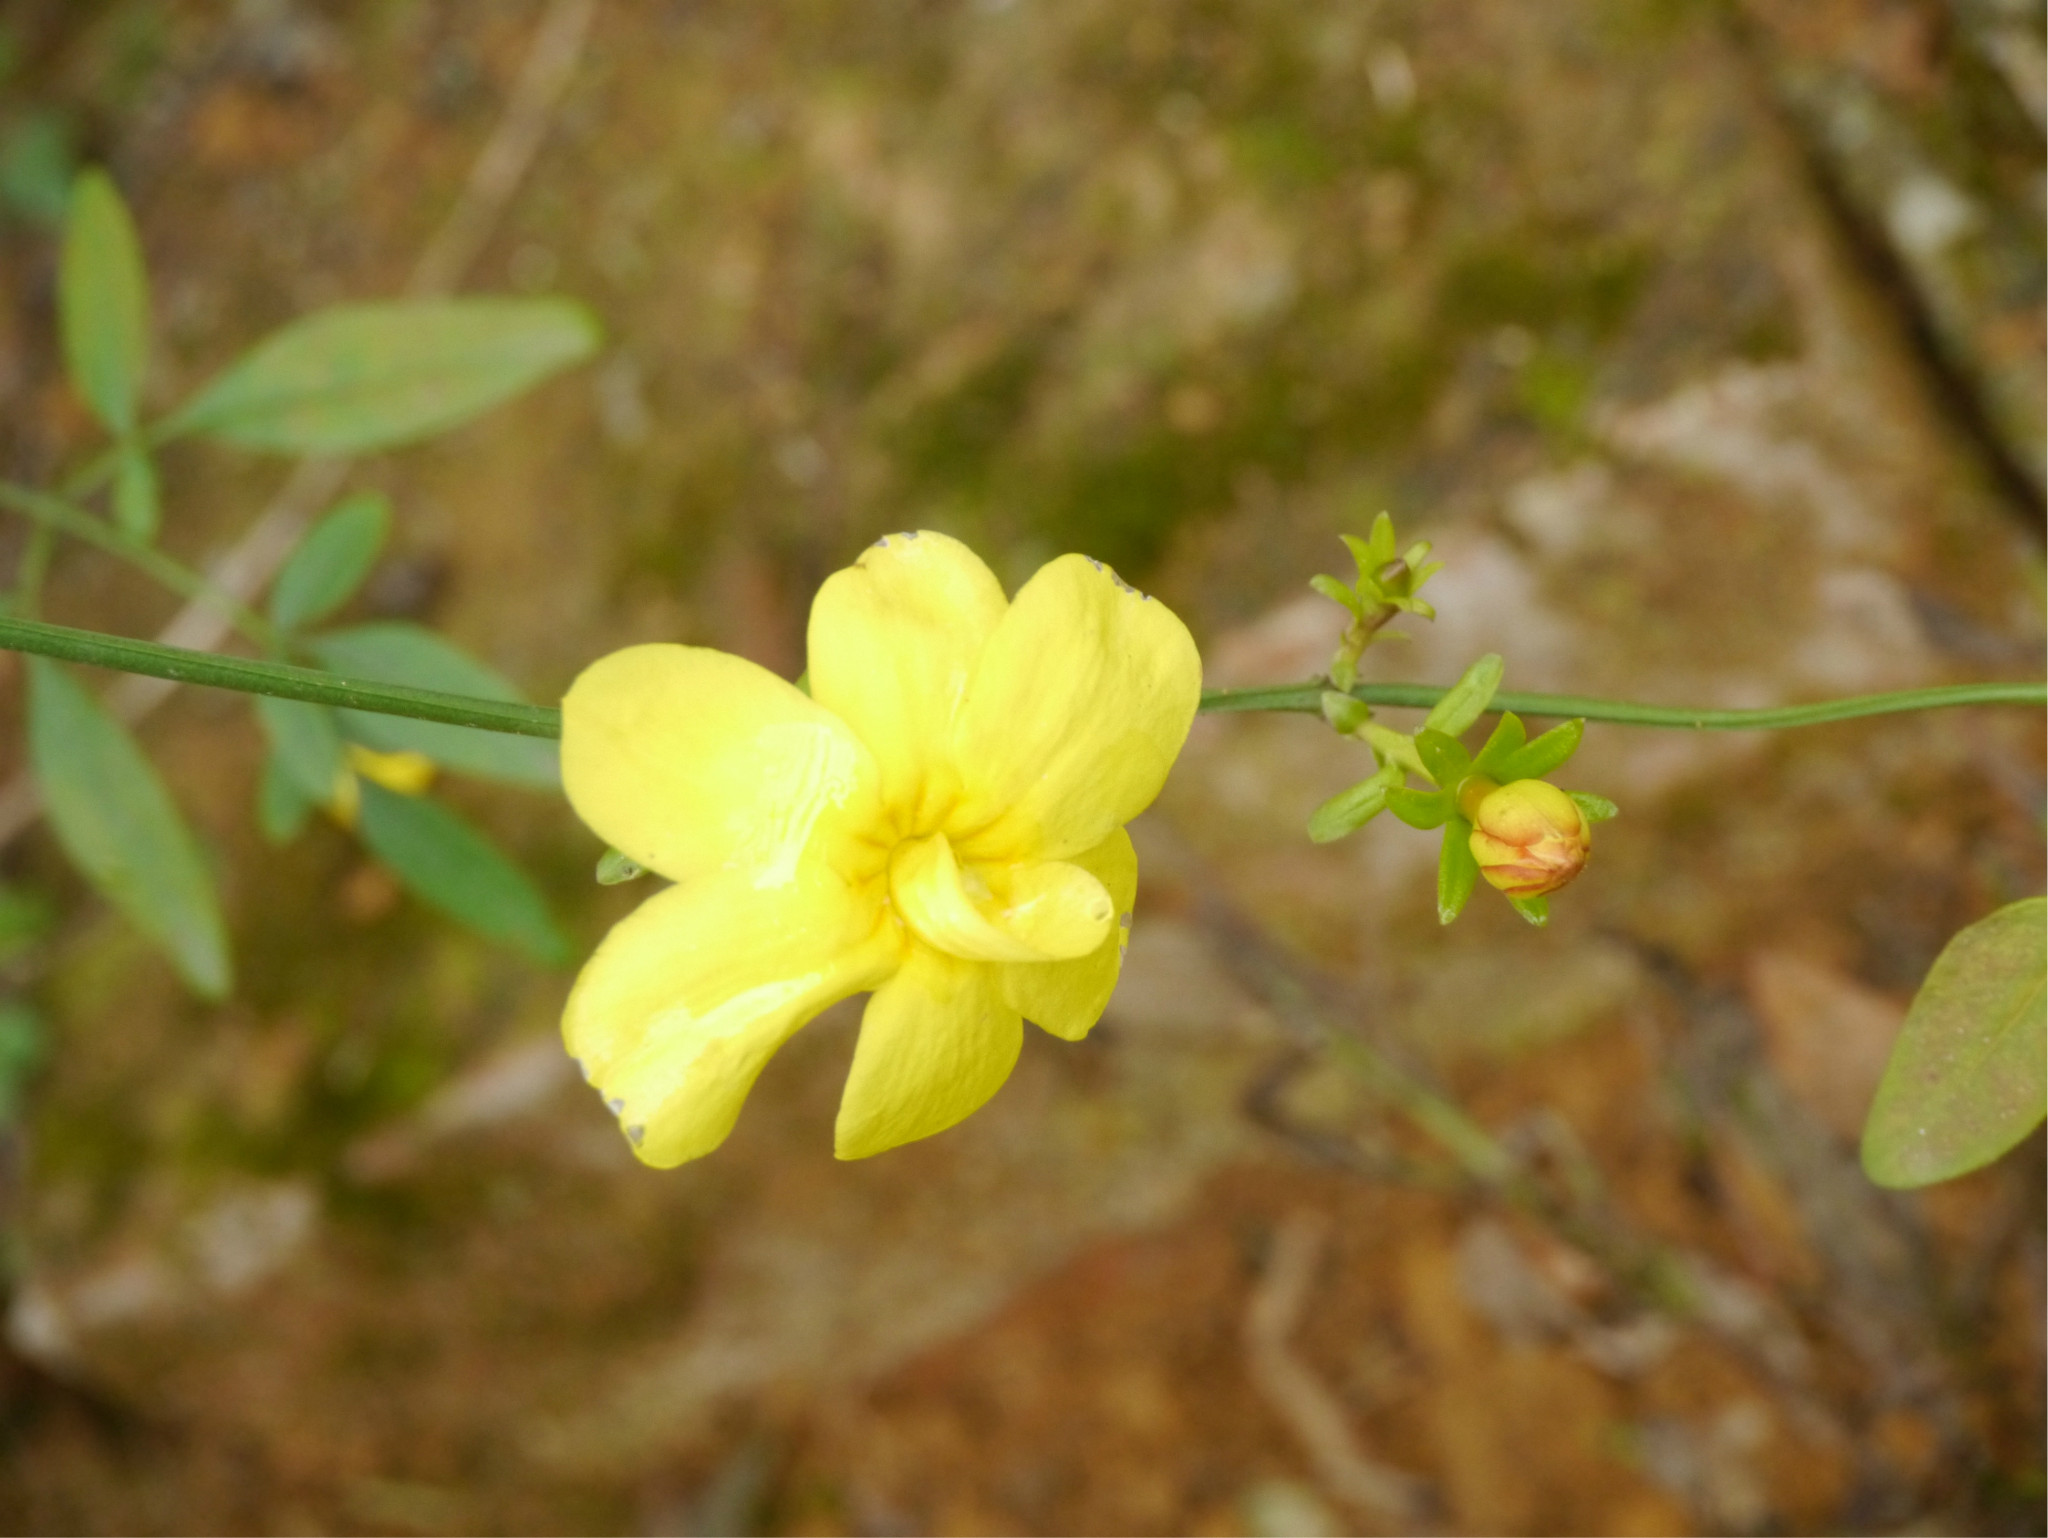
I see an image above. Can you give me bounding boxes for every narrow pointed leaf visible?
[1309,767,1399,844]
[1438,821,1480,925]
[1386,786,1449,830]
[1568,791,1618,824]
[1472,712,1527,775]
[1362,723,1426,779]
[27,659,230,997]
[1507,894,1549,928]
[1493,718,1585,782]
[258,754,315,845]
[269,492,390,631]
[1308,573,1359,612]
[59,169,149,435]
[355,782,568,965]
[1423,653,1503,737]
[1414,728,1471,790]
[163,297,601,454]
[254,694,343,801]
[308,623,559,788]
[1861,897,2046,1189]
[112,439,158,540]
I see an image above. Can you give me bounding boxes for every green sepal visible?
[1308,764,1401,844]
[1568,791,1618,823]
[1320,690,1370,736]
[1423,653,1503,737]
[1471,712,1527,775]
[1437,820,1480,925]
[596,846,645,885]
[1413,728,1471,790]
[1493,718,1584,782]
[1386,785,1449,830]
[1507,894,1550,928]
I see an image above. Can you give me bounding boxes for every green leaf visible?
[1437,820,1480,925]
[307,623,559,788]
[113,438,158,540]
[1308,766,1400,844]
[59,169,149,435]
[257,754,315,845]
[1423,653,1503,737]
[1568,791,1618,824]
[1493,718,1584,782]
[1362,723,1426,779]
[355,782,568,965]
[1507,894,1549,928]
[1471,712,1527,775]
[254,694,344,801]
[269,492,390,631]
[1861,897,2047,1189]
[595,847,645,885]
[1308,573,1358,613]
[1386,786,1449,830]
[164,297,602,454]
[1413,728,1471,790]
[27,658,230,997]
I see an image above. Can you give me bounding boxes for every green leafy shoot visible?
[1312,514,1446,691]
[163,297,602,455]
[1861,896,2046,1189]
[27,658,230,997]
[58,168,148,438]
[355,782,569,965]
[307,623,559,789]
[270,492,391,632]
[596,847,646,885]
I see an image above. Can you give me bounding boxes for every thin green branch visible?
[0,613,2038,742]
[0,481,280,649]
[0,614,558,738]
[1199,678,2048,728]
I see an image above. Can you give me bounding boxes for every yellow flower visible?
[559,532,1202,1166]
[1466,778,1590,898]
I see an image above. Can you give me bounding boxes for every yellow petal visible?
[834,945,1021,1159]
[806,530,1008,829]
[561,644,883,886]
[998,826,1137,1041]
[949,555,1201,863]
[565,868,898,1167]
[889,831,1113,963]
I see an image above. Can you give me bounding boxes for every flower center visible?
[886,831,1113,963]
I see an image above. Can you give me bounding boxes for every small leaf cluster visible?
[13,168,599,996]
[1310,652,1614,927]
[1310,512,1445,692]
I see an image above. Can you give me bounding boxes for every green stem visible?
[0,481,281,649]
[1200,678,2048,727]
[0,613,2038,742]
[0,614,558,738]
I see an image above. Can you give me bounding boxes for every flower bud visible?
[1467,778,1589,898]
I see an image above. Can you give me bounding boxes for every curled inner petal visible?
[889,832,1113,963]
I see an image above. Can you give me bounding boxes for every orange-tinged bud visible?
[1467,778,1589,898]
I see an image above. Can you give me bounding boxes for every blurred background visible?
[0,0,2042,1532]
